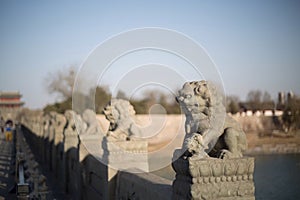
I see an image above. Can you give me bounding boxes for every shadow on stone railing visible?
[19,108,169,200]
[20,110,92,200]
[116,170,172,200]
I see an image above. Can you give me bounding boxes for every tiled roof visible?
[0,91,22,98]
[0,101,24,105]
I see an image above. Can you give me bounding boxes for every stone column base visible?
[105,140,149,172]
[172,152,255,200]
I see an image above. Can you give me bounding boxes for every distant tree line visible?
[226,90,275,114]
[44,86,180,115]
[43,66,180,115]
[44,66,299,131]
[226,90,300,131]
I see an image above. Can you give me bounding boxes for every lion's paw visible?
[218,149,234,159]
[189,151,209,160]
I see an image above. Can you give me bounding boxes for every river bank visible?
[245,131,300,155]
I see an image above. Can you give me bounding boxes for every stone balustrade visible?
[21,111,86,199]
[18,109,257,200]
[18,110,170,200]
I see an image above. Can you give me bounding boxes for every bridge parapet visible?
[19,109,174,200]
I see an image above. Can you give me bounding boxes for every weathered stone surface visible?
[52,113,66,145]
[172,152,255,200]
[105,140,148,172]
[103,99,142,141]
[81,153,109,200]
[176,80,248,159]
[100,99,149,173]
[48,113,66,189]
[82,109,101,135]
[64,110,79,151]
[65,110,81,136]
[62,110,81,199]
[77,102,149,199]
[79,134,103,160]
[116,171,172,200]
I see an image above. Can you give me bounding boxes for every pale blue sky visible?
[0,0,299,108]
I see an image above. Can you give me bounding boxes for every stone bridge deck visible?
[0,128,71,200]
[0,135,15,200]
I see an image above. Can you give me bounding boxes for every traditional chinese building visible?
[0,91,24,119]
[0,91,24,108]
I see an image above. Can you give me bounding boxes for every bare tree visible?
[116,90,127,100]
[262,91,272,102]
[226,95,240,114]
[247,90,262,111]
[45,66,77,100]
[262,91,275,110]
[247,90,262,103]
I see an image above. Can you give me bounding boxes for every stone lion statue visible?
[103,99,142,141]
[64,110,87,136]
[176,80,247,159]
[82,109,102,135]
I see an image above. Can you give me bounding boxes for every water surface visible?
[152,154,300,200]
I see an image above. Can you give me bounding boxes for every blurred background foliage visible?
[43,66,299,131]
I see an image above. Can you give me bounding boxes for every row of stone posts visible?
[20,110,110,199]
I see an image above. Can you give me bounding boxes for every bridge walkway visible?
[0,134,16,200]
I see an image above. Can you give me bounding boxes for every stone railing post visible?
[79,134,108,200]
[42,114,50,164]
[64,112,81,200]
[172,150,255,200]
[79,134,148,200]
[52,113,66,189]
[106,140,148,199]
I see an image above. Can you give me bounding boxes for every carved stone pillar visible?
[78,131,148,200]
[172,150,255,200]
[51,114,66,191]
[79,134,108,200]
[64,129,81,200]
[106,140,148,199]
[106,140,148,171]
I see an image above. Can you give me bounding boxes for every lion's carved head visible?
[177,81,217,114]
[103,99,136,131]
[176,80,225,134]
